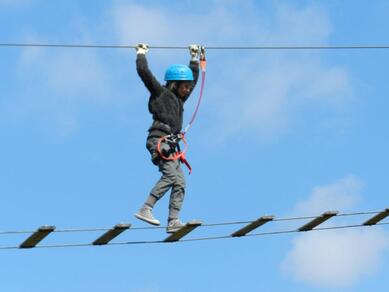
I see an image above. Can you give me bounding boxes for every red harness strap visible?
[179,152,192,174]
[156,134,192,174]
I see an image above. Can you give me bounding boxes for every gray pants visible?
[145,137,186,220]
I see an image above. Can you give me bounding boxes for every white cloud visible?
[293,175,362,216]
[18,45,111,103]
[111,3,173,45]
[210,57,351,139]
[110,1,353,140]
[280,176,389,288]
[281,228,389,288]
[111,1,262,46]
[14,35,114,135]
[270,3,331,44]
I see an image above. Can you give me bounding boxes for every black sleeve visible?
[136,54,163,96]
[189,60,200,90]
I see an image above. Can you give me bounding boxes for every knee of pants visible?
[159,160,177,176]
[163,174,177,185]
[169,190,185,209]
[174,174,186,190]
[159,167,177,184]
[170,199,183,211]
[174,179,186,190]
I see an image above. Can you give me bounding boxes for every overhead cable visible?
[2,43,389,50]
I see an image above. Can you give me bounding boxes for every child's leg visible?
[146,159,178,207]
[143,137,174,208]
[136,156,178,226]
[168,161,186,221]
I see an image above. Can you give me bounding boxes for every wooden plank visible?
[93,223,131,245]
[298,211,338,231]
[20,225,56,248]
[363,208,389,226]
[231,216,274,237]
[164,221,202,242]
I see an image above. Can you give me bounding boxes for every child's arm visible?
[187,44,200,93]
[136,44,163,96]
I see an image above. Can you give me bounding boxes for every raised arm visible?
[135,44,164,96]
[187,44,200,92]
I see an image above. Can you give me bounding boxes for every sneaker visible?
[166,219,185,233]
[135,206,160,226]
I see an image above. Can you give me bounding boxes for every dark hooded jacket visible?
[136,54,199,138]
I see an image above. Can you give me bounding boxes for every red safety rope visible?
[183,48,207,134]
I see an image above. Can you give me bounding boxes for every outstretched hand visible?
[189,44,200,60]
[136,43,149,54]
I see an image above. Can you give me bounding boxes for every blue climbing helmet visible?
[164,64,194,81]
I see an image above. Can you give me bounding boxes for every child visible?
[134,43,200,233]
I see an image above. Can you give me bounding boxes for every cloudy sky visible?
[1,1,389,291]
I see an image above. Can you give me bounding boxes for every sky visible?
[1,0,389,291]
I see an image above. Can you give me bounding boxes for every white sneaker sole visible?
[134,213,161,226]
[166,227,181,233]
[166,224,185,233]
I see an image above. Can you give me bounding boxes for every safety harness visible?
[156,47,206,174]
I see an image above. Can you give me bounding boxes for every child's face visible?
[176,82,192,100]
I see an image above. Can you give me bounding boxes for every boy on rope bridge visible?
[134,43,201,233]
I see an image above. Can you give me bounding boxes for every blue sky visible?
[1,0,389,291]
